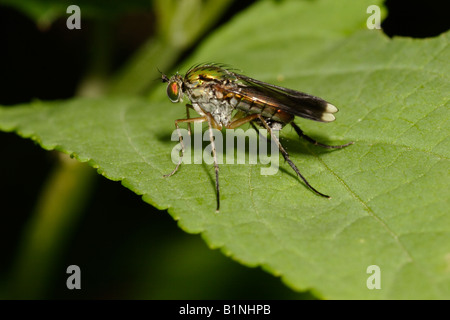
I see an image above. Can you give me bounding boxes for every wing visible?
[231,74,338,122]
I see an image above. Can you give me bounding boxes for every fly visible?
[161,63,353,211]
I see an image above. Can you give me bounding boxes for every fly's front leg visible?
[291,122,354,149]
[164,116,208,178]
[178,102,223,211]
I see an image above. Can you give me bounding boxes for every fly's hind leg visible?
[257,116,331,198]
[291,122,354,149]
[227,114,330,198]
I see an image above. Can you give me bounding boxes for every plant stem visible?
[5,0,235,299]
[5,19,112,298]
[8,154,96,299]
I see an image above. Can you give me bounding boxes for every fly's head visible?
[161,72,184,103]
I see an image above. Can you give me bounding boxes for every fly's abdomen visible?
[231,93,293,124]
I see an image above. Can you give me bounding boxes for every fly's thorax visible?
[184,64,237,86]
[183,79,232,125]
[191,98,234,126]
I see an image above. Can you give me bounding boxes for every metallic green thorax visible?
[184,64,237,86]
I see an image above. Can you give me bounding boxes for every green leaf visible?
[1,0,449,299]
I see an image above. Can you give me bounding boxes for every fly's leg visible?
[227,114,330,198]
[187,106,223,212]
[291,122,354,149]
[165,108,222,212]
[226,114,260,129]
[250,121,268,141]
[258,116,331,198]
[163,116,208,178]
[185,104,193,135]
[203,113,222,212]
[227,114,329,197]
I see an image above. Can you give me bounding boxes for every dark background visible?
[0,0,448,299]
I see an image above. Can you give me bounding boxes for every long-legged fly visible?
[161,63,353,211]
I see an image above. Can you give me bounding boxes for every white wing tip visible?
[321,113,336,122]
[325,103,338,113]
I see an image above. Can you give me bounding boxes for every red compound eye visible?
[167,82,181,102]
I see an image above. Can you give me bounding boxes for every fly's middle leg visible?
[185,104,193,135]
[204,113,221,212]
[164,111,222,212]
